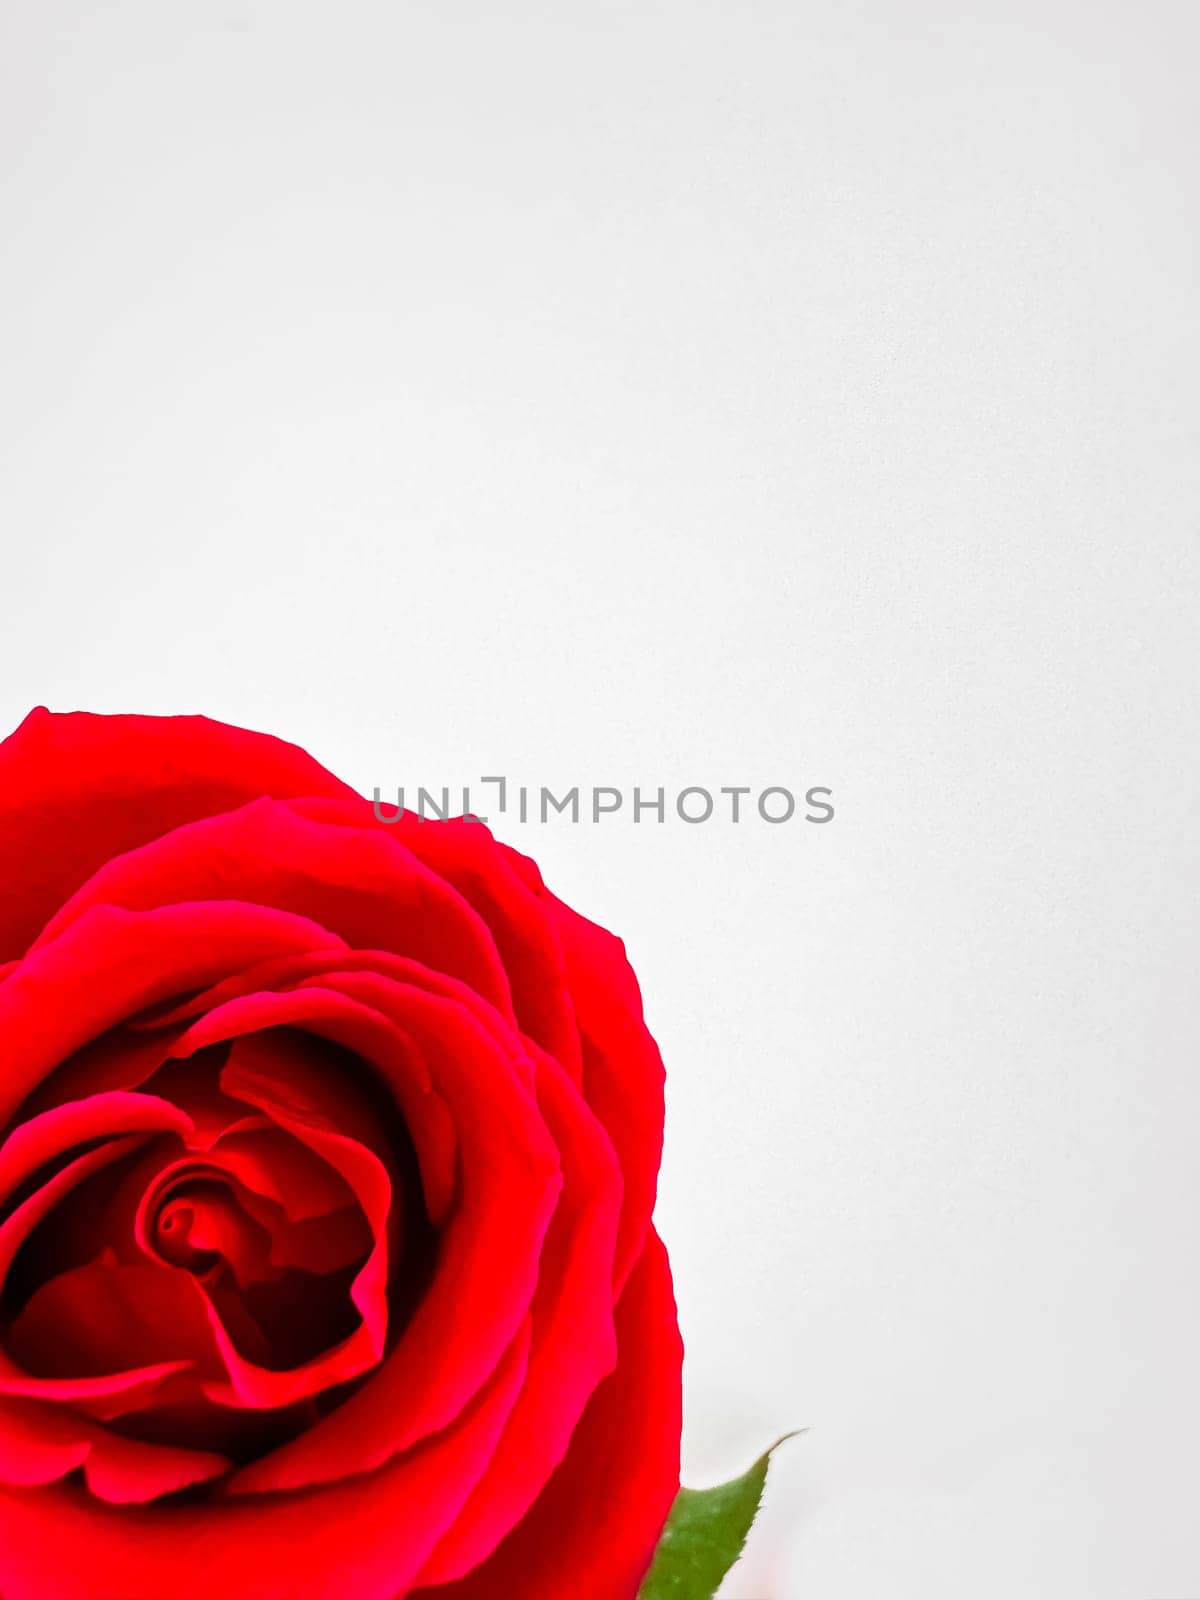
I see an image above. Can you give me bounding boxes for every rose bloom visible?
[0,710,681,1600]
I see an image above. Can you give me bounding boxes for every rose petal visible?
[0,900,346,1127]
[415,1046,623,1584]
[33,799,516,1027]
[0,1091,191,1207]
[0,1321,533,1600]
[416,1232,682,1600]
[287,799,583,1080]
[202,977,561,1495]
[0,708,354,962]
[0,1143,193,1418]
[6,1257,227,1390]
[14,1029,182,1124]
[0,1397,229,1503]
[540,887,666,1294]
[219,1031,394,1362]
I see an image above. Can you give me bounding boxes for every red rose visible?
[0,710,681,1600]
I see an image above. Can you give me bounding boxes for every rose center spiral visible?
[151,1180,257,1278]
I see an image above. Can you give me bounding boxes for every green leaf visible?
[637,1432,802,1600]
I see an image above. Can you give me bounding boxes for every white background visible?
[1,4,1198,1596]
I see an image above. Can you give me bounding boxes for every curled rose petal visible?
[0,711,682,1600]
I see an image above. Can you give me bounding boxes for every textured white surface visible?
[1,4,1198,1595]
